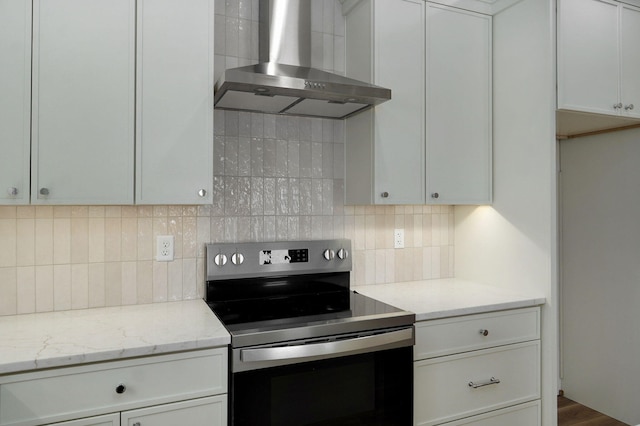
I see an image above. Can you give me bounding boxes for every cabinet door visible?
[31,0,135,204]
[557,0,620,115]
[621,5,640,119]
[0,0,31,205]
[135,0,214,205]
[425,4,491,204]
[48,413,120,426]
[373,0,425,205]
[438,400,540,426]
[121,396,227,426]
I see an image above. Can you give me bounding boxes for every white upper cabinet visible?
[558,0,640,119]
[0,0,31,205]
[345,0,425,205]
[621,5,640,118]
[344,0,492,205]
[3,0,213,206]
[135,0,214,205]
[31,0,136,204]
[425,4,492,204]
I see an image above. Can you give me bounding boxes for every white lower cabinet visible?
[0,348,227,426]
[47,396,226,426]
[413,308,541,426]
[437,401,540,426]
[121,395,226,426]
[47,414,119,426]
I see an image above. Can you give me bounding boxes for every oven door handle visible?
[240,328,414,363]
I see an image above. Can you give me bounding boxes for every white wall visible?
[454,0,558,424]
[560,127,640,425]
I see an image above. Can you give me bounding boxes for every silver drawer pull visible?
[468,377,500,389]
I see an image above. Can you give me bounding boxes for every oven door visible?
[230,328,414,426]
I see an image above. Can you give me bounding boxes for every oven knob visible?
[323,249,335,261]
[337,248,349,260]
[231,252,244,265]
[214,253,228,266]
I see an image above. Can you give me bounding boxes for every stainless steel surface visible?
[259,0,310,67]
[229,309,415,349]
[241,328,413,362]
[233,326,414,372]
[206,239,352,280]
[468,377,501,389]
[7,187,18,196]
[198,189,207,197]
[213,0,391,119]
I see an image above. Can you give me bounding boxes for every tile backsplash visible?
[0,203,454,316]
[0,0,454,316]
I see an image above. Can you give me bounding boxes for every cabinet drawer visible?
[48,413,120,426]
[414,308,539,360]
[438,400,540,426]
[0,348,227,426]
[121,395,226,426]
[414,341,540,426]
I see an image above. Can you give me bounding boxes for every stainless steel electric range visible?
[205,239,415,426]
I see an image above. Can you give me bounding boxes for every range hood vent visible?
[214,0,391,120]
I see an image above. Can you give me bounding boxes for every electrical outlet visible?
[156,235,174,261]
[394,229,404,249]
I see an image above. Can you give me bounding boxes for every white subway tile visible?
[17,266,35,314]
[71,264,89,310]
[0,267,17,315]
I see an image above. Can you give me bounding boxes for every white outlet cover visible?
[394,229,405,249]
[156,235,174,261]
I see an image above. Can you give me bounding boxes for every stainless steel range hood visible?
[214,0,391,120]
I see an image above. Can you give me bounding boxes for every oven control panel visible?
[206,239,351,280]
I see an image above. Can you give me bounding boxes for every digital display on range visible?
[259,249,308,265]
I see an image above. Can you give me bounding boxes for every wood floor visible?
[558,396,630,426]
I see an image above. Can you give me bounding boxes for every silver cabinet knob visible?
[431,192,439,199]
[214,253,227,266]
[7,187,18,196]
[198,189,207,197]
[381,192,389,198]
[337,248,349,260]
[39,188,49,196]
[115,383,127,394]
[625,104,635,111]
[323,249,335,261]
[479,329,489,337]
[614,102,623,109]
[231,252,244,265]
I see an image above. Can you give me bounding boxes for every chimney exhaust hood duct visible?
[214,0,391,120]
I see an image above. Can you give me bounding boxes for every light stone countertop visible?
[0,280,544,376]
[355,278,546,321]
[0,299,229,375]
